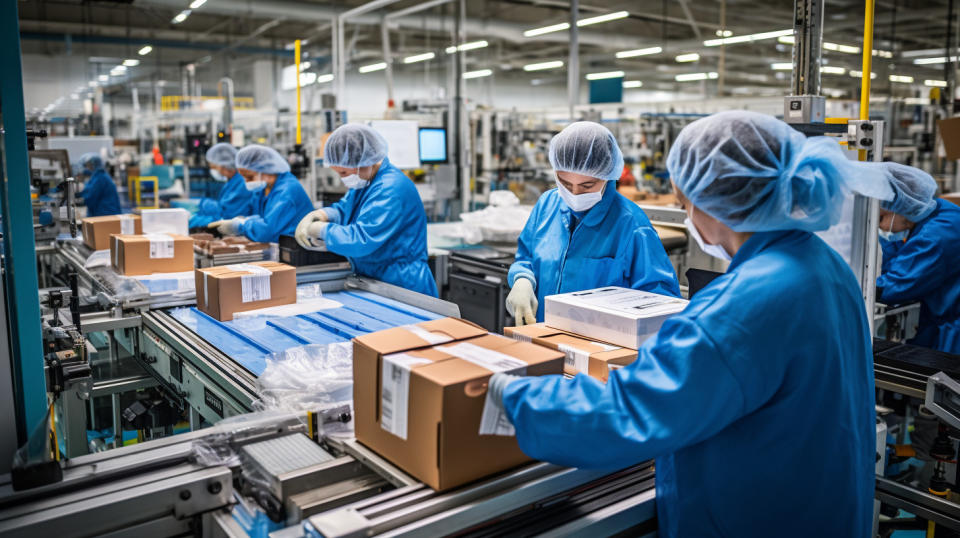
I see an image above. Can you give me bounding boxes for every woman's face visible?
[556,171,605,195]
[331,165,377,181]
[878,209,915,233]
[675,184,724,245]
[238,168,277,188]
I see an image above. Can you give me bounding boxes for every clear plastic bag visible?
[255,342,354,416]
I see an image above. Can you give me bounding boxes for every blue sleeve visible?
[189,213,216,228]
[628,225,682,298]
[507,202,541,288]
[503,313,748,469]
[197,198,221,217]
[324,186,400,258]
[239,186,300,243]
[323,207,342,224]
[878,232,947,303]
[218,184,254,219]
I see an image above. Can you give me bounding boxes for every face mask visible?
[341,172,370,190]
[879,216,909,242]
[245,175,266,193]
[210,169,227,182]
[685,216,732,262]
[556,181,604,212]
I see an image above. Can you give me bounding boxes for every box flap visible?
[503,323,568,342]
[535,333,621,355]
[354,317,487,355]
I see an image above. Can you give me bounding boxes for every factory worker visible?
[294,124,438,297]
[208,145,312,243]
[189,143,254,229]
[876,163,960,353]
[487,111,897,538]
[77,152,121,217]
[505,121,680,324]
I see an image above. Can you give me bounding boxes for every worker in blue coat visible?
[294,124,437,297]
[189,143,253,229]
[208,145,313,243]
[77,153,121,217]
[505,121,680,324]
[487,111,898,538]
[876,163,960,353]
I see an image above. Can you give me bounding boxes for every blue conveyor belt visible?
[167,289,442,376]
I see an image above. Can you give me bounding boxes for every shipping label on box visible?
[81,214,142,251]
[194,262,296,321]
[110,233,193,275]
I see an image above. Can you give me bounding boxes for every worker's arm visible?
[628,224,682,298]
[878,232,947,304]
[239,186,299,243]
[507,202,542,288]
[197,198,221,217]
[323,186,399,258]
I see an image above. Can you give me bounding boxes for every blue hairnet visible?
[235,145,291,175]
[548,121,624,181]
[667,111,894,232]
[205,143,238,169]
[324,124,388,168]
[880,162,938,221]
[79,152,104,171]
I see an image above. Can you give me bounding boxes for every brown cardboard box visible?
[503,323,567,343]
[82,215,142,250]
[532,333,637,381]
[939,117,960,160]
[354,318,564,491]
[110,234,193,276]
[195,262,296,321]
[941,192,960,207]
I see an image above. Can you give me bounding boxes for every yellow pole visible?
[295,39,303,146]
[858,0,876,161]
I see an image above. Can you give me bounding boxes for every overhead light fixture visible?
[110,65,127,74]
[849,70,877,79]
[316,74,335,84]
[675,53,700,63]
[821,66,846,75]
[715,29,733,37]
[925,79,948,87]
[703,29,792,47]
[403,52,435,64]
[299,73,317,85]
[189,0,207,8]
[675,72,719,81]
[523,22,570,37]
[585,70,625,80]
[523,60,564,71]
[445,40,488,54]
[771,63,793,70]
[577,10,629,27]
[623,80,642,88]
[889,74,914,83]
[463,69,493,79]
[172,10,190,24]
[873,49,893,58]
[358,62,387,73]
[138,45,153,56]
[122,59,140,67]
[615,46,662,59]
[914,56,958,65]
[98,74,109,82]
[904,97,930,105]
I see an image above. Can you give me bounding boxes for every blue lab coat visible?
[878,198,960,353]
[189,172,254,228]
[79,169,121,217]
[507,185,680,321]
[503,230,876,538]
[239,171,313,243]
[323,158,438,297]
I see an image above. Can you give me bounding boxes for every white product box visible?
[141,208,190,236]
[544,287,688,349]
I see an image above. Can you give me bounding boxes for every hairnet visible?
[548,121,624,181]
[667,111,894,232]
[324,124,389,168]
[880,162,938,221]
[235,145,291,175]
[205,143,238,169]
[79,152,104,171]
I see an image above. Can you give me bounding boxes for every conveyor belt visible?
[874,338,960,398]
[166,289,443,376]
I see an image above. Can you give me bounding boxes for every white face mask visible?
[210,169,227,182]
[245,174,267,192]
[556,180,604,212]
[685,216,732,262]
[341,172,370,190]
[878,215,909,242]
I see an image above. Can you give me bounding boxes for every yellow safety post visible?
[859,0,875,161]
[295,39,303,146]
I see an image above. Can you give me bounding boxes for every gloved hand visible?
[306,221,328,249]
[505,277,538,326]
[295,209,329,247]
[208,217,244,236]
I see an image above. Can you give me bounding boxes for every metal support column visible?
[567,0,579,121]
[785,0,826,123]
[0,1,48,445]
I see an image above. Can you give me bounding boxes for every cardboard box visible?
[82,214,141,251]
[110,233,193,276]
[942,192,960,207]
[544,287,688,349]
[195,262,296,321]
[353,318,564,491]
[504,323,637,381]
[939,117,960,160]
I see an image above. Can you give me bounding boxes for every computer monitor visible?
[419,128,448,163]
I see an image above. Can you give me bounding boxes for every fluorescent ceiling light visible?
[523,60,564,71]
[779,36,794,44]
[889,75,914,83]
[358,62,387,73]
[577,10,629,27]
[463,69,493,79]
[98,74,109,81]
[616,46,661,59]
[703,29,792,47]
[779,35,861,55]
[675,53,700,63]
[771,62,793,70]
[172,10,190,24]
[716,29,733,37]
[138,45,153,56]
[675,72,719,81]
[873,49,893,58]
[623,80,642,88]
[925,79,948,87]
[299,73,317,85]
[404,52,435,64]
[821,66,846,75]
[523,22,570,37]
[111,65,127,72]
[122,59,140,67]
[316,74,334,84]
[849,70,877,79]
[189,0,207,8]
[585,70,625,80]
[904,97,930,105]
[914,56,958,65]
[445,40,488,54]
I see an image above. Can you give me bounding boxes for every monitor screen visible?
[419,128,448,163]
